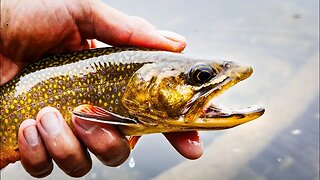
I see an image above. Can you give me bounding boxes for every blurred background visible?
[1,0,319,179]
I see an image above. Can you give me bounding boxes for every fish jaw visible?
[171,64,265,130]
[199,105,265,128]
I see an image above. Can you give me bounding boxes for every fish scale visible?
[0,47,151,168]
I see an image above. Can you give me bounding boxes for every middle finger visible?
[36,107,92,177]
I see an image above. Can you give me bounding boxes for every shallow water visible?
[1,0,319,179]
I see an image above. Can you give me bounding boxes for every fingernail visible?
[41,112,61,135]
[76,119,98,132]
[158,30,186,42]
[23,126,39,147]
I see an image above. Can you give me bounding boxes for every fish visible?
[0,47,265,169]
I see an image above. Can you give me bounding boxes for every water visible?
[1,0,319,179]
[128,157,135,168]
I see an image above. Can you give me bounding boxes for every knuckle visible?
[91,137,121,154]
[46,142,92,177]
[51,145,78,161]
[93,138,130,166]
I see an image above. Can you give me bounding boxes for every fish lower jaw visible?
[172,102,265,129]
[196,103,265,127]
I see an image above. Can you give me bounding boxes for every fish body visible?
[0,47,264,168]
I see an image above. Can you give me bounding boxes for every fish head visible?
[122,53,264,132]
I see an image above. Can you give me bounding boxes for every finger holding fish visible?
[18,119,53,178]
[72,116,131,167]
[35,107,92,177]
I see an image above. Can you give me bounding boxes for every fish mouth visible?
[196,104,265,129]
[178,65,265,130]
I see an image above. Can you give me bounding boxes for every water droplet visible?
[291,129,301,135]
[277,157,282,163]
[128,157,135,168]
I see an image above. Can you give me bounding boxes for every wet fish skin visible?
[0,47,264,169]
[0,47,152,169]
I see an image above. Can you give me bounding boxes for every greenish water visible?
[1,0,319,179]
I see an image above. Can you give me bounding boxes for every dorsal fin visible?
[73,105,138,125]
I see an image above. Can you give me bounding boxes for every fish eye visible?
[188,64,217,85]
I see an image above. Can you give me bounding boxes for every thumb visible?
[73,0,186,52]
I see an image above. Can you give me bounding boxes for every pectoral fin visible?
[73,105,138,125]
[128,136,141,149]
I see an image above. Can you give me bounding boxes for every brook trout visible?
[0,47,264,169]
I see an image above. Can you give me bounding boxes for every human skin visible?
[0,0,204,178]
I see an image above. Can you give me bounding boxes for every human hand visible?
[1,0,203,178]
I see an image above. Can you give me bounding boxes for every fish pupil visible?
[197,70,211,83]
[188,64,216,85]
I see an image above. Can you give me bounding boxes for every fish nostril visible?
[223,61,235,69]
